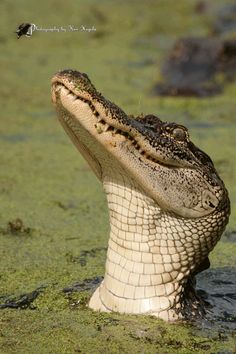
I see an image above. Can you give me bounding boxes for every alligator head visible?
[51,70,230,321]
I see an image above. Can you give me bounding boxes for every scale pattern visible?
[89,172,228,321]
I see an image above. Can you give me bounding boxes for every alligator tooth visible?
[97,117,102,122]
[104,123,110,132]
[95,123,103,134]
[113,128,118,134]
[68,92,75,99]
[55,84,62,93]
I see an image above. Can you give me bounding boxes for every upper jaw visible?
[52,76,199,172]
[52,71,222,185]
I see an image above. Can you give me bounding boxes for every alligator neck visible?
[89,171,188,321]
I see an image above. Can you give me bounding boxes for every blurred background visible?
[0,1,236,353]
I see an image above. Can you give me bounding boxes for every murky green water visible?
[0,0,236,353]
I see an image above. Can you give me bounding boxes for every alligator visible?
[51,70,230,321]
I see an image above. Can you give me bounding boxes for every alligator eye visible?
[172,127,186,141]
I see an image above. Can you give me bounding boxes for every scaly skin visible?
[51,70,230,321]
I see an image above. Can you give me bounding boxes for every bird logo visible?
[15,23,35,38]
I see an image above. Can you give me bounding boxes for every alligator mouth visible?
[52,72,226,218]
[52,81,185,168]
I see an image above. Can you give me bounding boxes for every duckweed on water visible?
[0,0,236,353]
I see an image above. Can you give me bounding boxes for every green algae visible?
[1,309,235,354]
[0,0,236,353]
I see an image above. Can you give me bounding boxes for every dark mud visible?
[0,275,103,311]
[154,37,236,97]
[63,276,103,294]
[196,267,236,332]
[0,287,45,309]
